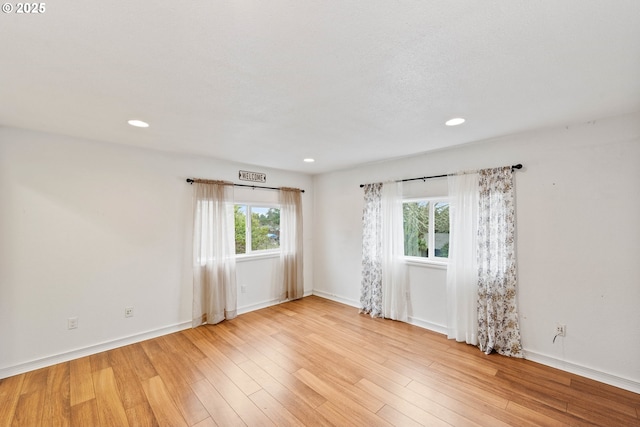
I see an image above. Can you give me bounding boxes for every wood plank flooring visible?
[1,295,639,426]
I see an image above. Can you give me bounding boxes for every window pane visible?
[234,205,246,254]
[403,201,429,257]
[434,202,449,258]
[250,207,280,251]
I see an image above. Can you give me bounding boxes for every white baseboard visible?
[407,316,448,335]
[237,298,282,315]
[311,291,448,335]
[524,350,640,394]
[0,321,191,380]
[311,289,360,308]
[237,291,314,315]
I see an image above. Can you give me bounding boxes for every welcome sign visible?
[239,170,267,183]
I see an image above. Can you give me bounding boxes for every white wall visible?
[0,127,313,377]
[313,112,640,392]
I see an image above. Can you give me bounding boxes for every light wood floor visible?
[1,296,639,427]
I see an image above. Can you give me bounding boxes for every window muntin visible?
[403,198,449,261]
[235,204,280,255]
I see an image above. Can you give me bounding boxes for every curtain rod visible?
[359,164,523,188]
[186,179,304,193]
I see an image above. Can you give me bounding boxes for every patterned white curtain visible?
[477,167,523,357]
[279,187,304,301]
[381,182,408,321]
[360,183,383,317]
[192,181,237,327]
[446,172,480,344]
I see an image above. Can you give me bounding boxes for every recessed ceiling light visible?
[445,118,465,126]
[128,119,149,128]
[303,158,315,163]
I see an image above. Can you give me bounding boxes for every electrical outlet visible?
[68,317,78,329]
[555,323,566,337]
[125,307,134,318]
[241,285,247,294]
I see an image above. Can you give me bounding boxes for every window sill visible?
[236,251,280,263]
[403,257,448,270]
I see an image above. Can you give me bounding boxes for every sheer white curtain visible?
[446,172,479,344]
[279,187,304,301]
[192,181,237,327]
[381,182,408,321]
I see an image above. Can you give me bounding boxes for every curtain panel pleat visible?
[360,182,408,320]
[446,172,480,344]
[477,167,523,357]
[445,167,522,357]
[279,188,304,301]
[192,181,237,327]
[360,183,383,317]
[381,182,409,322]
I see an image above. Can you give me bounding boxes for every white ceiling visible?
[1,1,639,174]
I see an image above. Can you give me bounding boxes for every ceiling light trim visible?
[128,119,149,128]
[445,118,465,126]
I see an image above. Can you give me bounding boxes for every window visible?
[234,204,280,255]
[403,198,449,261]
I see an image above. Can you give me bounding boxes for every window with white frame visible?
[403,198,449,261]
[234,204,280,255]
